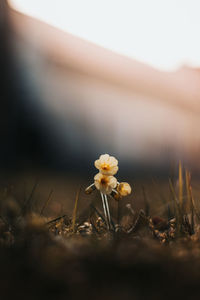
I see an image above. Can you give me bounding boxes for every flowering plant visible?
[85,154,131,230]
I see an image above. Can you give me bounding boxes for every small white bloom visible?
[94,154,118,175]
[117,182,131,196]
[94,173,117,195]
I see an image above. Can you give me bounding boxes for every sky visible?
[9,0,200,71]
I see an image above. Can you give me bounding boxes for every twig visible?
[46,215,66,225]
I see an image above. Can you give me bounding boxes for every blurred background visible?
[1,6,200,299]
[1,0,200,179]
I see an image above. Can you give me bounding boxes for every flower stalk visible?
[101,192,111,230]
[85,154,132,231]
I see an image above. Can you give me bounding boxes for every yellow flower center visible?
[101,163,110,171]
[100,178,108,185]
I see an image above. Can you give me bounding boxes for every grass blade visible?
[40,190,53,216]
[72,187,81,232]
[179,161,183,211]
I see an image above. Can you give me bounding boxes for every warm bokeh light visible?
[9,0,200,71]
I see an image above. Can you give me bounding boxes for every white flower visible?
[117,182,131,196]
[94,173,117,195]
[94,154,118,175]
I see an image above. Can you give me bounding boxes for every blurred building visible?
[1,0,200,174]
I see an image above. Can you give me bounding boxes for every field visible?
[1,164,200,300]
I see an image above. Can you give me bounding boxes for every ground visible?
[0,168,200,300]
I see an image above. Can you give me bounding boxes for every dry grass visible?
[0,164,200,299]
